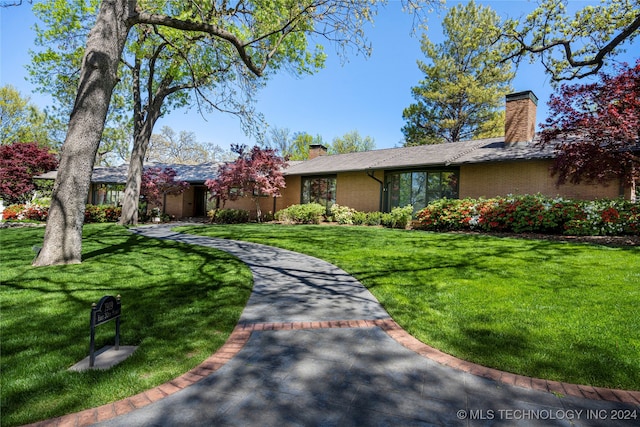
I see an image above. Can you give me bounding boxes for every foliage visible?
[539,61,640,201]
[0,142,58,204]
[2,204,122,223]
[330,204,357,224]
[415,195,639,236]
[84,204,123,223]
[402,0,514,145]
[382,205,414,229]
[329,130,375,154]
[275,203,326,224]
[140,166,189,209]
[147,126,232,164]
[179,223,640,390]
[0,224,251,426]
[500,0,640,81]
[208,208,250,224]
[205,145,287,221]
[0,85,60,148]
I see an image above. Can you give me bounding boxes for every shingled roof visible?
[283,137,555,175]
[36,162,222,184]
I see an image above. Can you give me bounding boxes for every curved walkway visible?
[32,224,639,426]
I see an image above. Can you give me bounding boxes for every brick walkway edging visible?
[26,318,640,427]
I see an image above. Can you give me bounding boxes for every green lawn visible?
[2,223,638,426]
[177,224,640,391]
[0,224,252,427]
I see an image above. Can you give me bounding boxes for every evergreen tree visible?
[402,0,514,145]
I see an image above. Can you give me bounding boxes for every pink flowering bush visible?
[416,195,638,236]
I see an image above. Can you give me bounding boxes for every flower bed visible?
[415,195,638,236]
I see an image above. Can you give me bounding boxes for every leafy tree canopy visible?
[501,0,640,82]
[539,60,640,201]
[146,126,233,164]
[0,85,60,148]
[329,130,375,154]
[0,141,58,204]
[402,0,514,145]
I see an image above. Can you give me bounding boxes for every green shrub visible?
[275,203,325,224]
[208,209,250,224]
[384,205,413,229]
[352,211,367,225]
[365,211,383,226]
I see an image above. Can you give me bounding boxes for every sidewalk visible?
[34,224,639,426]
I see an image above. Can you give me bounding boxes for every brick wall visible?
[335,171,383,212]
[505,91,537,145]
[460,160,621,200]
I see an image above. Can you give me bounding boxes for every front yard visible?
[178,224,640,391]
[1,223,638,425]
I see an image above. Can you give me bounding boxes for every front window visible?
[302,176,336,212]
[92,184,124,206]
[386,169,458,213]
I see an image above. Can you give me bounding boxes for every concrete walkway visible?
[36,224,639,426]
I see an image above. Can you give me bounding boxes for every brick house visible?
[275,91,628,215]
[35,91,632,220]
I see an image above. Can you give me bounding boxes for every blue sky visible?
[1,1,636,152]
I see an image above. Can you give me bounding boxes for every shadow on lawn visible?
[0,224,253,427]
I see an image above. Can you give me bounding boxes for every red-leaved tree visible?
[205,145,287,221]
[140,166,189,215]
[540,60,640,201]
[0,142,58,204]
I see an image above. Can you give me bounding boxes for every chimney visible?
[505,90,538,146]
[308,144,328,159]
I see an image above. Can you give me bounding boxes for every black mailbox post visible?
[89,295,122,367]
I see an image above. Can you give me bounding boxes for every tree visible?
[0,85,59,147]
[146,126,231,164]
[205,145,287,221]
[30,0,381,266]
[329,130,375,154]
[140,166,189,215]
[0,142,58,204]
[539,60,640,201]
[31,0,444,266]
[29,1,131,165]
[401,0,514,145]
[501,0,640,82]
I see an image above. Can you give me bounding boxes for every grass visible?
[0,224,252,427]
[176,224,640,391]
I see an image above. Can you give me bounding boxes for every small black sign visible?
[93,295,121,326]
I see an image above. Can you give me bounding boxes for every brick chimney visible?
[308,144,328,159]
[505,91,538,146]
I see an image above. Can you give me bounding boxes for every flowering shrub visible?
[22,205,49,221]
[3,204,27,220]
[330,204,357,225]
[84,204,122,223]
[416,195,638,236]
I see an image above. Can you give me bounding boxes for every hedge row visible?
[415,195,639,236]
[2,204,122,223]
[273,203,414,229]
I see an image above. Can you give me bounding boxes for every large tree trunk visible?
[119,95,166,225]
[33,0,134,266]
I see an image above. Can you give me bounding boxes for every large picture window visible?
[302,176,336,212]
[385,169,458,212]
[92,184,124,206]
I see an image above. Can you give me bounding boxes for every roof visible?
[283,136,555,175]
[35,162,222,184]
